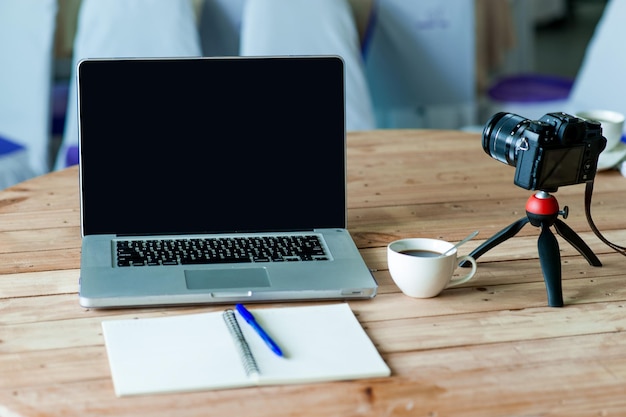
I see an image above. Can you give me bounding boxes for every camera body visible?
[482,112,607,191]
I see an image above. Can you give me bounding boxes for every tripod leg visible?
[460,217,530,267]
[553,219,602,267]
[538,225,564,307]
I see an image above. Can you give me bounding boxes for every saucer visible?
[598,141,626,171]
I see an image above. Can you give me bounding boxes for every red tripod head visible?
[526,191,567,227]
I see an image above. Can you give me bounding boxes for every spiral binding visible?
[223,309,260,378]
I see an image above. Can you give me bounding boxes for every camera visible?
[482,112,607,191]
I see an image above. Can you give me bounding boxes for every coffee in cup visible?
[387,238,477,298]
[398,249,443,258]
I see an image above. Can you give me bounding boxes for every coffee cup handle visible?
[446,255,477,288]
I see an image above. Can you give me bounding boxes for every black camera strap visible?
[585,180,626,256]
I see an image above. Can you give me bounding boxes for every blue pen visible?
[235,304,284,357]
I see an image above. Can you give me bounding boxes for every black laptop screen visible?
[77,57,346,236]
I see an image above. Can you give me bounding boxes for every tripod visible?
[462,191,601,307]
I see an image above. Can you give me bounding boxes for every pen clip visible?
[235,304,284,357]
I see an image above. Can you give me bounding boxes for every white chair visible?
[0,136,34,190]
[565,0,626,121]
[363,0,476,129]
[0,0,57,183]
[567,0,626,169]
[54,0,202,170]
[239,0,376,132]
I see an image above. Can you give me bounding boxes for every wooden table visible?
[2,130,626,416]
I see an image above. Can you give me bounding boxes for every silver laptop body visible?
[77,56,377,308]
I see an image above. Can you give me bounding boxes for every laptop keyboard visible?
[116,235,329,267]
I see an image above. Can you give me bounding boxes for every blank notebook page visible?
[102,303,390,396]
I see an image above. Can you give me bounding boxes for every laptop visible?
[77,56,378,308]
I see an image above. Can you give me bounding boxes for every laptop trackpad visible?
[184,268,270,290]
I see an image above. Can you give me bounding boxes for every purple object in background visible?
[66,145,79,166]
[488,74,574,103]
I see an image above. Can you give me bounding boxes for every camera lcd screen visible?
[537,146,585,189]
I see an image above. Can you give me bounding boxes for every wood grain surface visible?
[1,130,625,416]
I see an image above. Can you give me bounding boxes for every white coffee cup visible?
[576,110,625,152]
[387,238,477,298]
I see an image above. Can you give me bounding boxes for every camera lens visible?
[482,112,532,167]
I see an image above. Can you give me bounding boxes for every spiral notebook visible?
[101,304,390,396]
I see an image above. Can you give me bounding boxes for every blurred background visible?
[0,0,610,188]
